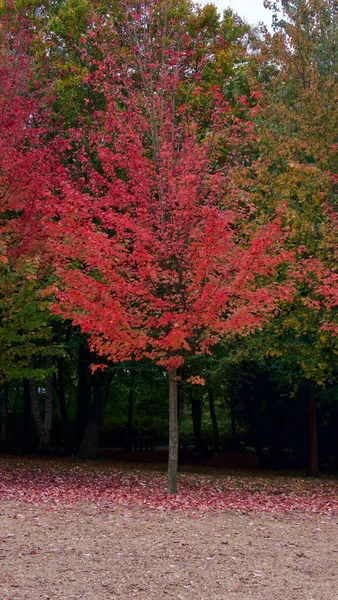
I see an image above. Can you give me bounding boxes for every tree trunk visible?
[77,369,111,459]
[230,392,237,447]
[54,357,72,452]
[208,387,220,451]
[246,398,265,468]
[168,368,178,494]
[124,383,134,451]
[44,357,53,442]
[1,384,8,449]
[178,386,184,435]
[23,379,31,453]
[29,379,50,452]
[76,343,90,450]
[335,413,338,470]
[190,390,202,448]
[307,387,319,477]
[269,394,284,469]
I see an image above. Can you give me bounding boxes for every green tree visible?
[233,0,338,475]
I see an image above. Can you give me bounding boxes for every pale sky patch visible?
[203,0,274,29]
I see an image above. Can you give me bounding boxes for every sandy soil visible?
[0,501,338,600]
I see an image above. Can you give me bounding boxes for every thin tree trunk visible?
[23,379,31,453]
[124,383,134,451]
[54,358,72,451]
[127,388,134,434]
[335,413,338,470]
[1,384,8,449]
[76,343,90,449]
[246,398,265,467]
[44,357,53,442]
[230,393,237,446]
[269,394,284,469]
[178,386,184,434]
[168,368,178,494]
[208,387,220,451]
[307,387,319,477]
[191,390,202,448]
[29,379,50,452]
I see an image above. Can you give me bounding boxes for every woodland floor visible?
[0,457,338,600]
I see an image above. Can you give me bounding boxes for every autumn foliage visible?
[0,0,337,491]
[40,0,297,492]
[50,2,294,370]
[0,21,59,383]
[1,458,338,516]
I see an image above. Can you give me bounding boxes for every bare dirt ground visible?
[1,500,338,600]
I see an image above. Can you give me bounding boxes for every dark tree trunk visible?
[335,413,338,470]
[23,379,31,453]
[76,343,90,450]
[168,368,178,494]
[230,392,237,447]
[269,394,284,469]
[54,357,72,452]
[124,374,134,451]
[77,369,111,459]
[190,390,202,449]
[178,386,184,435]
[1,384,8,449]
[127,388,133,435]
[29,378,52,452]
[247,400,265,468]
[44,357,54,445]
[307,387,319,477]
[254,438,265,468]
[208,387,220,451]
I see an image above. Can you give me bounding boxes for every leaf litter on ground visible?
[0,456,338,516]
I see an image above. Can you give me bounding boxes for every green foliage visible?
[0,258,61,383]
[1,0,338,471]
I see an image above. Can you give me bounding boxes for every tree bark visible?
[246,397,265,467]
[23,379,31,453]
[1,384,8,449]
[77,369,111,459]
[269,394,284,469]
[307,387,319,477]
[124,378,134,451]
[230,391,237,447]
[29,379,51,452]
[208,387,220,451]
[76,343,90,450]
[54,357,72,451]
[168,368,178,494]
[44,357,53,443]
[178,386,184,435]
[190,389,202,448]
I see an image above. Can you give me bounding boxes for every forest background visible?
[0,0,337,492]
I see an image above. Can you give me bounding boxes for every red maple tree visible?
[0,31,42,251]
[0,16,59,263]
[0,15,62,446]
[51,0,293,493]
